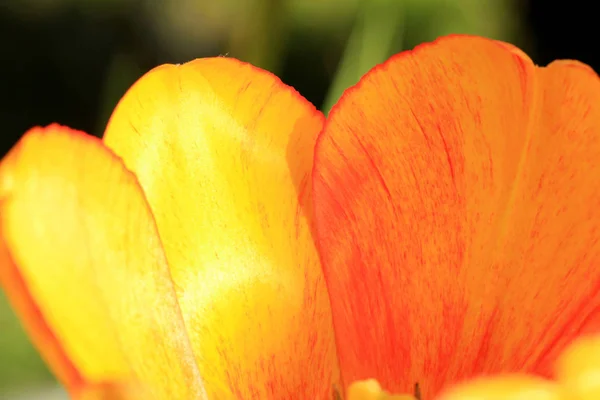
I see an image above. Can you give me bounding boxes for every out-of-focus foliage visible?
[0,293,54,390]
[0,0,519,398]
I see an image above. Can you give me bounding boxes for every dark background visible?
[0,0,596,397]
[1,0,597,157]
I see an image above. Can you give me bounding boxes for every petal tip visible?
[323,34,532,131]
[546,59,599,78]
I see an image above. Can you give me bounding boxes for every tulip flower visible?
[0,35,599,400]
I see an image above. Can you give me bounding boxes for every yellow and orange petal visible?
[313,34,600,399]
[0,125,205,399]
[103,58,339,398]
[73,382,152,400]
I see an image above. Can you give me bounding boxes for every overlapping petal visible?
[103,58,339,398]
[4,34,598,400]
[313,35,600,398]
[0,126,205,399]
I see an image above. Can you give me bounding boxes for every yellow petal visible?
[555,335,600,400]
[347,379,417,400]
[0,125,205,398]
[435,375,564,400]
[103,58,339,398]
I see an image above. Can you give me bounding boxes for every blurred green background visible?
[0,0,596,398]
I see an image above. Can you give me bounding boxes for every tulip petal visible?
[0,126,205,398]
[74,382,153,400]
[435,375,563,400]
[313,35,600,398]
[555,335,600,400]
[103,58,339,398]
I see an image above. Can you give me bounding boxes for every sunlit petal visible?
[104,58,339,398]
[435,375,563,400]
[0,126,205,398]
[555,335,600,400]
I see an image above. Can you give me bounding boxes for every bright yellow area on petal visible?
[104,58,339,398]
[435,375,564,400]
[555,335,600,400]
[347,380,417,400]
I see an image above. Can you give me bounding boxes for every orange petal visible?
[0,125,205,398]
[74,382,151,400]
[103,58,340,398]
[313,34,600,399]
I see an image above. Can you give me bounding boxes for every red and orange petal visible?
[103,58,339,398]
[0,125,205,398]
[313,34,600,399]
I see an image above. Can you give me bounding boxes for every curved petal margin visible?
[0,125,205,399]
[103,58,340,398]
[313,35,600,398]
